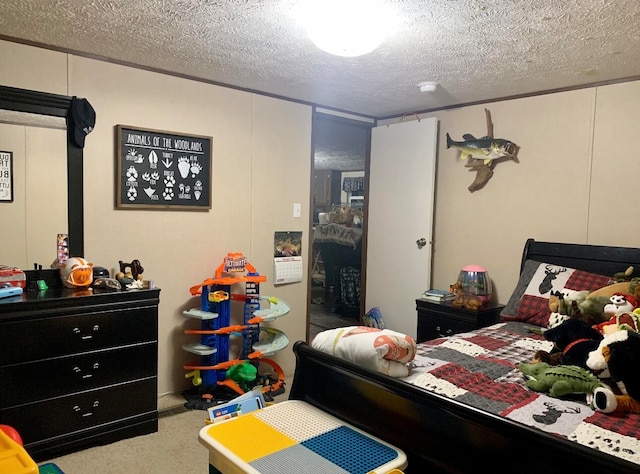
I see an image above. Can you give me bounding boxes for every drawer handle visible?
[73,400,99,417]
[435,326,453,336]
[72,362,100,379]
[72,324,100,340]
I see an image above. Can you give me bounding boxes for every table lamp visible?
[457,265,492,302]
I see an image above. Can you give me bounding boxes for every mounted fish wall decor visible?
[447,109,519,192]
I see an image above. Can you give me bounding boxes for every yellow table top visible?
[199,399,407,474]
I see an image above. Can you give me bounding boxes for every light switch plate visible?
[293,202,301,218]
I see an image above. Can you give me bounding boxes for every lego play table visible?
[199,400,407,474]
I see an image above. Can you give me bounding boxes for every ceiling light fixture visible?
[294,0,398,57]
[417,81,438,92]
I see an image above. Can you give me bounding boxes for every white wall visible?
[427,84,640,307]
[0,40,312,397]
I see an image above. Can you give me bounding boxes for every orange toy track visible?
[259,357,285,393]
[183,319,271,335]
[189,275,266,296]
[217,378,245,396]
[184,324,251,336]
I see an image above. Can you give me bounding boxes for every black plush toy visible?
[535,318,603,370]
[587,330,640,414]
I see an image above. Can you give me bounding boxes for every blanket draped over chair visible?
[313,223,362,249]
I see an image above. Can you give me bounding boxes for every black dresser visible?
[0,284,160,461]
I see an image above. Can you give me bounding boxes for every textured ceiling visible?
[1,0,640,121]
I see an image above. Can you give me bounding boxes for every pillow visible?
[311,326,416,377]
[500,260,613,327]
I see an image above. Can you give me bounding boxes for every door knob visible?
[416,238,427,249]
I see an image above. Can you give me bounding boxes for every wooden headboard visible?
[521,238,640,276]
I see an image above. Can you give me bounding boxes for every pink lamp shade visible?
[457,265,492,302]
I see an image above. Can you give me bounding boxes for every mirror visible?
[0,85,85,270]
[309,112,372,340]
[0,114,67,269]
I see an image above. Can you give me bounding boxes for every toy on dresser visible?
[0,282,22,299]
[59,257,93,288]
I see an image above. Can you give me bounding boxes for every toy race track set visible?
[182,253,289,409]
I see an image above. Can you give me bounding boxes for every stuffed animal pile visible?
[522,269,640,415]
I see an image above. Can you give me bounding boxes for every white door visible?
[366,117,438,338]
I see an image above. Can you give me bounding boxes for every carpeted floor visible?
[48,408,208,473]
[41,389,290,473]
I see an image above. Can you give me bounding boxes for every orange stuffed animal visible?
[450,281,483,310]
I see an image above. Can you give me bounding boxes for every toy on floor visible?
[0,424,38,474]
[182,253,288,408]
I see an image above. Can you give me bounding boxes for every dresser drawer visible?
[1,342,157,406]
[416,298,504,342]
[0,306,157,364]
[424,315,476,339]
[1,377,157,445]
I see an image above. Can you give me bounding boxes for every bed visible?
[290,239,640,473]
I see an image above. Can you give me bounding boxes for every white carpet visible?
[49,409,209,473]
[45,388,290,473]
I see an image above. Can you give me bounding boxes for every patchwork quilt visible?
[403,321,640,466]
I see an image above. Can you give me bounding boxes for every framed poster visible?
[115,125,212,210]
[0,151,13,202]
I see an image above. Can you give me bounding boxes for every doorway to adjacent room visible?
[308,111,373,341]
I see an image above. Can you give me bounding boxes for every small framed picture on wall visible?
[0,151,13,202]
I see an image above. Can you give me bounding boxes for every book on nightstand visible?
[422,288,456,302]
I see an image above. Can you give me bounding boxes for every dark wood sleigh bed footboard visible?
[290,341,637,473]
[291,239,640,473]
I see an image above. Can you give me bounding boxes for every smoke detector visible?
[417,81,438,92]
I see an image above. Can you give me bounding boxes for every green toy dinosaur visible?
[519,362,603,398]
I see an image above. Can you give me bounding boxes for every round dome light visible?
[295,0,398,57]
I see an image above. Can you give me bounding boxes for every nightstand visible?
[415,298,505,343]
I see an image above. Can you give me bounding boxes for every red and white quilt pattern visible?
[403,322,640,465]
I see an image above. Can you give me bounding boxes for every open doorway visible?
[308,111,373,341]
